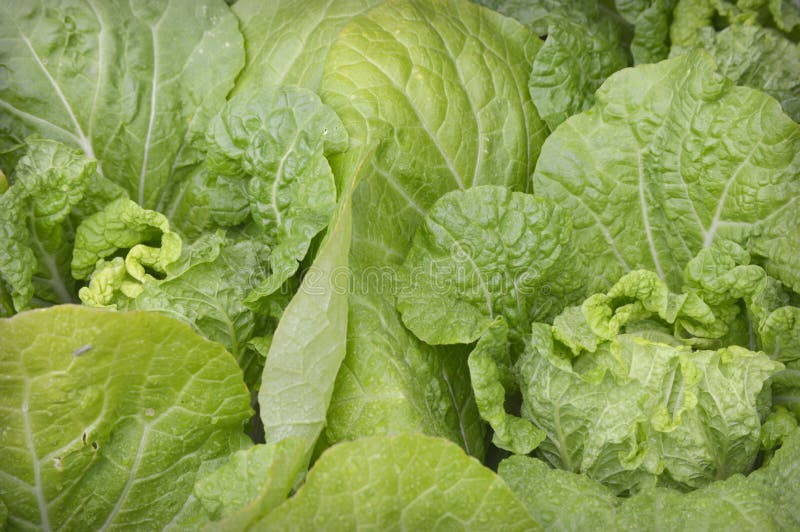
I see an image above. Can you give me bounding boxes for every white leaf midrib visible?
[137,19,163,207]
[703,110,767,248]
[22,380,51,531]
[18,33,95,160]
[637,148,664,280]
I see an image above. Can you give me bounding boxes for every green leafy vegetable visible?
[194,438,306,527]
[231,0,384,92]
[0,0,243,209]
[71,198,182,284]
[81,231,274,388]
[0,305,251,530]
[468,317,545,454]
[258,181,352,452]
[670,0,800,121]
[0,138,95,313]
[318,0,547,455]
[501,428,800,530]
[397,185,585,347]
[1,1,800,529]
[166,84,346,314]
[527,1,632,129]
[261,433,540,530]
[613,0,676,64]
[532,50,800,293]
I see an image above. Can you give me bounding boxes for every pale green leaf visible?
[72,198,181,286]
[194,438,306,527]
[397,185,585,347]
[0,137,95,313]
[518,273,783,493]
[498,455,618,530]
[0,305,252,530]
[532,50,800,293]
[0,0,244,209]
[232,0,384,92]
[259,434,541,531]
[258,186,351,451]
[319,0,547,455]
[501,428,800,530]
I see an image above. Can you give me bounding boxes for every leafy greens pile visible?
[1,0,800,529]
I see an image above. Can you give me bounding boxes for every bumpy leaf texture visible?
[318,0,548,457]
[500,427,800,529]
[0,138,96,313]
[532,50,800,294]
[396,185,585,348]
[670,0,800,121]
[0,0,244,210]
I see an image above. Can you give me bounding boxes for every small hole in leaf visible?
[91,441,99,451]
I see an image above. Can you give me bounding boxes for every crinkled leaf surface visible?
[397,185,585,348]
[0,305,252,530]
[169,86,345,304]
[80,231,273,389]
[670,1,800,121]
[259,433,540,531]
[71,198,182,287]
[319,0,547,455]
[0,0,243,209]
[683,240,800,365]
[613,0,675,64]
[0,138,95,313]
[532,50,800,293]
[231,0,384,92]
[528,3,631,129]
[517,272,782,493]
[500,429,800,530]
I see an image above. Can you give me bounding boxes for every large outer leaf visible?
[0,0,243,209]
[0,305,251,530]
[260,434,540,531]
[318,0,547,456]
[532,50,800,293]
[231,0,383,92]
